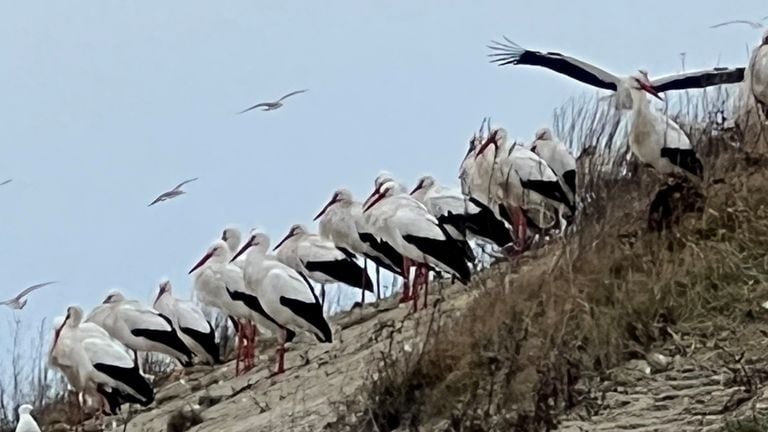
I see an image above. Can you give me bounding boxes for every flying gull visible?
[148,178,198,207]
[1,281,58,310]
[710,18,766,29]
[238,89,309,114]
[0,179,12,186]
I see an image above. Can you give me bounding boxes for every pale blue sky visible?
[0,1,762,336]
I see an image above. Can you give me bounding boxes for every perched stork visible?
[273,224,373,307]
[747,30,768,118]
[363,180,472,311]
[530,128,577,198]
[475,127,574,251]
[50,306,154,417]
[410,175,513,249]
[229,231,332,375]
[488,38,745,111]
[188,240,269,375]
[314,188,404,301]
[153,280,220,365]
[86,291,194,371]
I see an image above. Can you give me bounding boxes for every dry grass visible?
[345,90,768,431]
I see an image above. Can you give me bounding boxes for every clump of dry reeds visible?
[345,88,768,431]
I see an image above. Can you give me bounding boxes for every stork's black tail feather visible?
[304,259,374,292]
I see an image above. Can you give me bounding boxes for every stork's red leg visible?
[234,321,243,376]
[361,258,368,306]
[271,328,287,376]
[400,257,412,303]
[422,267,429,311]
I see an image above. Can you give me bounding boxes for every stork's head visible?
[475,127,507,159]
[374,171,396,190]
[410,175,436,195]
[273,224,306,251]
[221,227,241,249]
[314,188,353,221]
[188,240,228,274]
[53,306,82,348]
[363,181,397,212]
[762,30,768,46]
[155,280,172,303]
[230,230,270,262]
[18,404,33,416]
[630,70,663,101]
[534,128,553,142]
[103,290,125,304]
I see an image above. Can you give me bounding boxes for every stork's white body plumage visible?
[274,224,373,292]
[748,32,768,115]
[229,232,332,374]
[50,307,154,414]
[530,128,577,197]
[363,181,472,284]
[625,73,703,179]
[153,281,220,365]
[86,292,193,365]
[411,175,513,248]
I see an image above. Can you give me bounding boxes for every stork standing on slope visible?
[50,306,154,418]
[229,231,332,375]
[314,189,404,302]
[153,280,220,365]
[745,31,768,119]
[363,180,472,311]
[188,240,269,375]
[86,292,194,374]
[475,127,575,252]
[410,175,513,250]
[273,224,373,308]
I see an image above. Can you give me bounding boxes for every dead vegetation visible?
[340,90,768,431]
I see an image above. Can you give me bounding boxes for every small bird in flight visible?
[238,89,309,114]
[148,178,198,207]
[710,18,766,29]
[1,281,58,310]
[0,179,12,186]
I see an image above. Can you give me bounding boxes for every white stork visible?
[86,291,194,372]
[746,30,768,118]
[530,128,577,198]
[314,188,404,301]
[475,127,575,251]
[363,180,472,311]
[229,231,332,375]
[488,38,744,108]
[50,306,154,417]
[188,239,268,375]
[410,175,513,249]
[153,280,220,365]
[273,224,373,307]
[487,39,744,182]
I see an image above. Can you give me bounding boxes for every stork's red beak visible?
[363,191,386,212]
[475,133,498,160]
[639,82,663,101]
[273,231,295,251]
[313,195,339,221]
[188,251,214,274]
[52,315,69,349]
[409,180,424,195]
[231,236,257,262]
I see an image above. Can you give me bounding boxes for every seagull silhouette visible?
[148,178,198,207]
[238,89,309,114]
[710,19,765,29]
[0,179,12,186]
[1,281,58,310]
